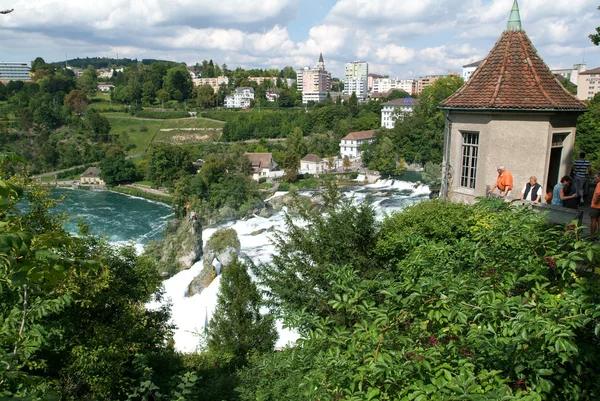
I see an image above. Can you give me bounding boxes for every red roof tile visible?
[343,130,377,141]
[440,31,587,111]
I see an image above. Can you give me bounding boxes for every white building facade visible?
[339,130,377,159]
[462,61,482,81]
[343,61,368,101]
[552,63,586,86]
[297,53,331,104]
[381,98,419,129]
[0,62,31,83]
[224,87,254,108]
[372,78,415,95]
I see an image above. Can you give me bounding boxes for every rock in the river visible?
[156,218,203,276]
[187,228,241,297]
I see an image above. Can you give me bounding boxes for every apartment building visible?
[462,61,482,81]
[552,63,586,86]
[0,62,31,83]
[381,98,419,129]
[577,67,600,100]
[368,74,383,92]
[343,61,368,101]
[297,53,331,104]
[416,73,458,95]
[372,78,415,95]
[192,76,230,92]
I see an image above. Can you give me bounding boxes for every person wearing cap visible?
[488,166,514,198]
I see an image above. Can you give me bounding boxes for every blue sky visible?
[0,0,598,79]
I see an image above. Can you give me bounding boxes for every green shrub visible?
[258,177,267,184]
[278,182,290,191]
[135,110,190,119]
[139,124,148,132]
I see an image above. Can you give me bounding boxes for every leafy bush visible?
[258,177,267,184]
[245,199,600,400]
[139,124,148,132]
[278,182,290,191]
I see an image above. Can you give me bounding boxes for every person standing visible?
[488,166,514,198]
[551,176,579,207]
[590,173,600,238]
[572,152,591,205]
[520,176,542,204]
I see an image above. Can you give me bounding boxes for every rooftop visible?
[81,167,101,178]
[384,98,419,106]
[343,129,377,141]
[244,153,272,171]
[579,67,600,76]
[440,0,586,111]
[302,154,322,163]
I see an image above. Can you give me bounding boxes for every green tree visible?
[196,84,216,108]
[64,89,88,115]
[85,110,111,142]
[99,147,138,184]
[146,143,193,187]
[79,66,98,96]
[164,66,193,101]
[385,89,410,101]
[207,258,277,366]
[590,6,600,45]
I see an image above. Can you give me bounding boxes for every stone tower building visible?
[439,0,587,203]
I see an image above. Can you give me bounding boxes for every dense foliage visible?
[575,93,600,170]
[246,197,600,400]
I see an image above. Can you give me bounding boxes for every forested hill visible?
[48,57,183,69]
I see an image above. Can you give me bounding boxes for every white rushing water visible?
[150,179,430,352]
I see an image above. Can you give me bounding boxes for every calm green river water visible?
[50,189,173,244]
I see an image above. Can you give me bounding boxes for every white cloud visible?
[376,44,416,65]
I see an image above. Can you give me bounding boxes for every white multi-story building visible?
[0,62,31,83]
[97,82,114,92]
[462,61,482,81]
[339,130,377,159]
[297,53,331,104]
[343,61,368,101]
[372,78,415,95]
[552,63,587,86]
[224,87,254,108]
[381,98,419,129]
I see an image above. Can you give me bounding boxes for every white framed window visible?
[460,132,479,189]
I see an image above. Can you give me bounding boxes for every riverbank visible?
[111,185,172,205]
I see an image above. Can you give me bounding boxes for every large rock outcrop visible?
[187,228,241,297]
[154,218,203,277]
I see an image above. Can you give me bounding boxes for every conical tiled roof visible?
[440,3,586,111]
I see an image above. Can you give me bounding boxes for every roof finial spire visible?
[506,0,522,32]
[318,52,324,63]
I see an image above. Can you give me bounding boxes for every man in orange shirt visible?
[488,166,514,198]
[590,172,600,238]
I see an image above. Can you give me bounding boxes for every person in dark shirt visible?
[520,176,542,204]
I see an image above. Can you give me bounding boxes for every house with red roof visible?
[339,130,378,159]
[439,0,587,203]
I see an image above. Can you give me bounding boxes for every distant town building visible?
[416,73,458,95]
[339,129,377,159]
[368,73,383,92]
[244,152,278,181]
[300,154,327,174]
[439,0,587,204]
[372,78,415,95]
[80,167,105,186]
[265,88,280,102]
[552,63,586,86]
[576,67,600,100]
[344,61,369,101]
[0,62,31,83]
[462,60,483,81]
[193,76,229,92]
[66,66,83,77]
[97,68,123,79]
[224,87,254,108]
[97,82,114,92]
[187,68,199,79]
[297,53,331,104]
[249,77,276,85]
[381,98,419,129]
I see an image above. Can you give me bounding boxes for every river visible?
[53,177,429,352]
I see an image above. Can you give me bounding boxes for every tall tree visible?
[196,84,216,108]
[207,258,277,365]
[590,6,600,45]
[79,66,98,96]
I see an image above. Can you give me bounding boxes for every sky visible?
[0,0,598,79]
